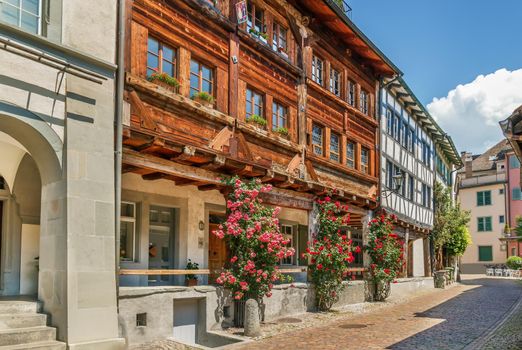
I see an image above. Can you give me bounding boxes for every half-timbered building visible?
[380,77,461,277]
[118,0,399,345]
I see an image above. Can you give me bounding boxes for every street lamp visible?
[381,171,405,198]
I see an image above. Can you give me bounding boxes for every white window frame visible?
[120,201,137,262]
[0,0,42,35]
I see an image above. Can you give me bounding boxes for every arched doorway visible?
[0,132,43,296]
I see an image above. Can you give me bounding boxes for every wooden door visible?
[407,241,414,277]
[209,223,227,283]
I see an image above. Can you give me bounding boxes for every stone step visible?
[0,340,66,350]
[0,300,41,314]
[0,313,47,329]
[0,326,56,346]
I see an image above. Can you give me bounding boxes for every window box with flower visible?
[191,91,214,108]
[147,70,180,92]
[185,259,200,287]
[273,126,289,138]
[247,114,267,129]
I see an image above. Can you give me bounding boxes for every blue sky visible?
[348,0,522,154]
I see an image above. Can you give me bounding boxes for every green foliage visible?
[273,126,289,136]
[147,71,180,88]
[433,182,471,269]
[185,259,199,281]
[248,114,267,127]
[304,195,355,311]
[191,91,214,103]
[506,256,522,270]
[445,226,472,256]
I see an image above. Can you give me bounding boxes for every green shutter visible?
[478,218,484,232]
[484,191,491,205]
[297,225,308,266]
[477,192,483,206]
[485,217,492,231]
[478,246,493,261]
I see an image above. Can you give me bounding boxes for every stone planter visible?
[234,297,263,327]
[434,270,447,289]
[372,280,391,302]
[444,267,455,284]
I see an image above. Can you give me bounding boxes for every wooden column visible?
[265,94,273,130]
[178,47,191,97]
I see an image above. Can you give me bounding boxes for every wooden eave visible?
[306,78,379,129]
[294,0,399,77]
[307,152,378,186]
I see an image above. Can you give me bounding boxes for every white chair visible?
[486,268,494,276]
[495,268,503,277]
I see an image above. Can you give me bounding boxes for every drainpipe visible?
[114,0,126,306]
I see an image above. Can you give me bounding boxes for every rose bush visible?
[365,213,404,301]
[304,195,358,311]
[212,177,294,301]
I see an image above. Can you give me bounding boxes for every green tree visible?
[432,182,470,270]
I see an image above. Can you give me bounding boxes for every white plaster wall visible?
[19,224,40,295]
[412,238,424,277]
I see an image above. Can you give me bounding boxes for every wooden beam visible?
[209,126,233,152]
[123,147,225,185]
[142,172,167,181]
[305,160,319,182]
[128,89,156,130]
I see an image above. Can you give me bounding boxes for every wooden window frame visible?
[312,124,324,156]
[329,67,341,97]
[147,36,177,78]
[247,1,264,33]
[246,87,264,120]
[189,58,214,98]
[346,141,355,168]
[330,132,340,162]
[311,55,324,86]
[360,147,369,174]
[272,100,287,130]
[120,201,137,262]
[272,21,288,54]
[347,80,356,106]
[360,89,369,115]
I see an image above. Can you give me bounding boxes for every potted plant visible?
[259,32,268,43]
[247,114,267,128]
[191,91,214,108]
[273,126,289,137]
[185,259,199,287]
[147,70,180,92]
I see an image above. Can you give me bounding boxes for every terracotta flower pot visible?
[186,278,198,287]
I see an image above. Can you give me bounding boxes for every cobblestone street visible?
[233,277,522,350]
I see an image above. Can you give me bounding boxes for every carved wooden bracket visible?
[128,89,156,131]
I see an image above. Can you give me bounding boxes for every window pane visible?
[5,0,20,6]
[190,59,199,74]
[201,80,211,94]
[254,93,262,107]
[148,37,159,53]
[23,0,39,14]
[190,74,199,96]
[162,61,173,76]
[120,221,135,261]
[147,53,158,70]
[162,45,174,61]
[202,65,211,80]
[1,4,20,26]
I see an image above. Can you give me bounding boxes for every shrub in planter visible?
[212,177,294,303]
[185,259,199,287]
[304,195,357,311]
[365,213,404,301]
[247,114,267,128]
[273,126,289,137]
[147,71,180,91]
[506,256,522,270]
[191,91,214,108]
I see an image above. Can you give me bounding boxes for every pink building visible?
[505,152,522,257]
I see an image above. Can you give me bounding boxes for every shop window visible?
[0,0,41,35]
[120,202,137,262]
[312,124,324,156]
[147,37,176,78]
[190,59,214,98]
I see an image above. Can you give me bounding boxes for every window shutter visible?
[297,225,309,266]
[486,217,492,231]
[477,192,483,206]
[478,218,484,232]
[485,191,491,205]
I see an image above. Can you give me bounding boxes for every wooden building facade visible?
[118,0,399,287]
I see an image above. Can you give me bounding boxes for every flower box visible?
[193,95,214,108]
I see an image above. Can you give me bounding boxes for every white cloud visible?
[427,68,522,155]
